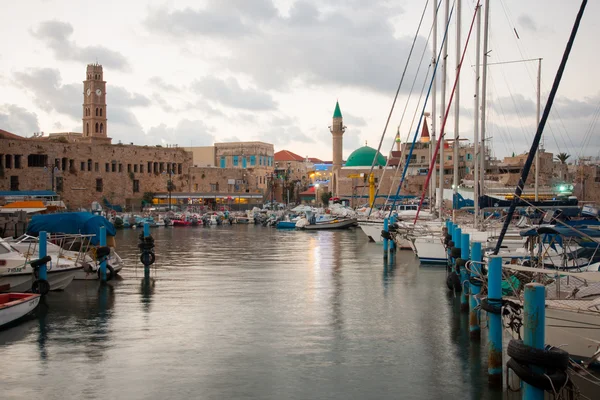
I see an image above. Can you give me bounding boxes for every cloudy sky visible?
[1,0,598,162]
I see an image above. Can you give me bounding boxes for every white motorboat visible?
[0,292,41,329]
[0,238,81,291]
[8,234,124,281]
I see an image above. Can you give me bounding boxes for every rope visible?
[386,0,456,219]
[359,0,433,207]
[413,0,482,224]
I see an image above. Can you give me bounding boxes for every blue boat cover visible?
[27,212,116,244]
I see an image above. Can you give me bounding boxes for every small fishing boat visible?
[300,217,357,230]
[0,238,81,292]
[276,221,297,229]
[172,219,192,227]
[0,292,40,329]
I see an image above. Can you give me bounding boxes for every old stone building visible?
[0,64,279,210]
[0,129,191,209]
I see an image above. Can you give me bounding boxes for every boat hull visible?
[0,293,40,328]
[545,308,600,365]
[302,219,357,230]
[276,221,297,229]
[413,236,447,264]
[1,267,80,292]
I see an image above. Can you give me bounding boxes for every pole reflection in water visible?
[0,227,521,399]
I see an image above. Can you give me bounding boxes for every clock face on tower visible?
[96,89,102,96]
[86,88,91,96]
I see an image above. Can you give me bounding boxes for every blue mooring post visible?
[469,242,482,340]
[523,283,545,400]
[460,233,470,312]
[487,256,503,386]
[99,226,107,282]
[389,215,396,252]
[383,217,389,258]
[453,227,462,254]
[38,231,48,281]
[143,222,151,280]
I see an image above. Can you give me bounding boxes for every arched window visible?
[99,108,103,117]
[95,123,99,133]
[86,123,89,135]
[95,108,99,116]
[99,123,104,134]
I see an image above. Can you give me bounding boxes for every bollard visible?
[523,283,545,400]
[469,242,483,340]
[383,217,389,259]
[99,226,107,282]
[38,231,48,281]
[144,222,150,238]
[453,228,462,253]
[460,233,470,312]
[389,215,396,252]
[487,256,503,386]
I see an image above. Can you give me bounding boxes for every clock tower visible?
[82,63,110,143]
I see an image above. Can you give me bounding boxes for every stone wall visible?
[0,137,192,209]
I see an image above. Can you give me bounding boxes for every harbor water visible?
[0,226,504,399]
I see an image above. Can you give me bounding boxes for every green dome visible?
[345,146,386,167]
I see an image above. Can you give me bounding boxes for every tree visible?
[142,192,155,205]
[321,191,332,207]
[556,153,571,164]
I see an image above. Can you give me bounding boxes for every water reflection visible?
[0,227,518,399]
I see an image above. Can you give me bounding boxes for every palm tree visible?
[555,152,571,164]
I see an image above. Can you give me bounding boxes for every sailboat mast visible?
[438,0,450,217]
[479,0,490,216]
[431,0,438,212]
[452,0,461,222]
[534,58,542,201]
[473,5,481,229]
[493,0,588,254]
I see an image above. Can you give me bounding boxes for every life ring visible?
[97,264,115,281]
[32,279,50,295]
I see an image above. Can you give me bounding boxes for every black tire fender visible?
[450,247,461,259]
[32,279,50,295]
[507,358,568,392]
[446,271,462,292]
[140,252,156,266]
[97,264,115,281]
[507,339,569,370]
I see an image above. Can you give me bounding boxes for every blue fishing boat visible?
[276,221,296,230]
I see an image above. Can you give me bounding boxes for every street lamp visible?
[163,165,174,211]
[315,183,320,206]
[285,161,291,206]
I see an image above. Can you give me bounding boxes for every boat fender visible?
[97,264,115,281]
[506,358,568,392]
[446,272,462,292]
[140,252,156,266]
[443,234,452,245]
[32,279,50,295]
[30,255,52,269]
[507,339,569,370]
[480,298,502,314]
[450,247,461,259]
[95,246,111,259]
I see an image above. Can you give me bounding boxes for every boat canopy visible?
[26,212,116,244]
[520,225,600,238]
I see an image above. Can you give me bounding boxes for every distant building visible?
[0,64,277,210]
